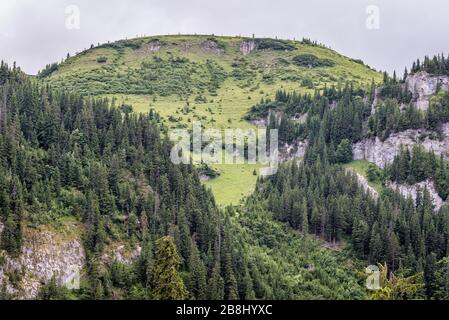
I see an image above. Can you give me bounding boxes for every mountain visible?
[0,56,367,300]
[39,35,382,205]
[2,35,449,300]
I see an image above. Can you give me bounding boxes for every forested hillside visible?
[2,35,449,300]
[36,35,382,205]
[244,53,449,299]
[0,61,367,299]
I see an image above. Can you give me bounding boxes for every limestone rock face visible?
[240,40,257,55]
[102,244,142,265]
[201,40,224,54]
[353,123,449,168]
[349,171,379,200]
[405,71,449,111]
[279,140,308,162]
[0,223,85,299]
[386,179,446,211]
[145,41,162,53]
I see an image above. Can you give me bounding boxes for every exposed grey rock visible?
[201,40,224,54]
[371,88,379,114]
[250,118,267,127]
[145,41,161,53]
[353,123,449,168]
[279,139,308,162]
[0,228,85,299]
[291,113,308,124]
[347,170,379,200]
[405,71,449,111]
[240,40,257,55]
[101,244,142,265]
[386,179,446,211]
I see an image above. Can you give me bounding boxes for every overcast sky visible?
[0,0,448,75]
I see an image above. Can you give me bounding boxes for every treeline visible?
[410,54,449,76]
[252,160,449,299]
[0,66,248,300]
[0,61,24,85]
[246,85,367,120]
[37,63,59,79]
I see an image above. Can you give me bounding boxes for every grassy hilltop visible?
[41,34,382,205]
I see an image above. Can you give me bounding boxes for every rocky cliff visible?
[240,40,257,55]
[0,219,143,299]
[353,123,449,168]
[406,71,449,111]
[386,179,446,211]
[0,220,85,299]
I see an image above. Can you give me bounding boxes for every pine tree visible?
[424,252,437,299]
[300,198,309,234]
[151,236,189,300]
[208,260,224,300]
[224,252,239,300]
[335,139,352,164]
[187,239,207,300]
[1,178,23,256]
[433,257,449,299]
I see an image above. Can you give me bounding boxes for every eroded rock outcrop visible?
[406,71,449,111]
[353,123,449,168]
[145,41,162,53]
[240,40,257,55]
[0,221,85,299]
[102,244,141,265]
[201,40,224,54]
[348,171,379,200]
[279,140,308,162]
[386,179,446,211]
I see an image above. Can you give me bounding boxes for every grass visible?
[43,35,383,205]
[205,162,263,206]
[25,216,84,244]
[343,160,383,193]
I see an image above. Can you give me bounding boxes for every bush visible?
[119,104,133,114]
[97,56,108,63]
[255,38,295,51]
[367,164,383,183]
[292,54,335,68]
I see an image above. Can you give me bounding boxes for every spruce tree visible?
[208,260,224,300]
[151,236,189,300]
[187,239,207,300]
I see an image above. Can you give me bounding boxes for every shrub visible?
[255,38,295,51]
[97,56,108,63]
[292,54,335,68]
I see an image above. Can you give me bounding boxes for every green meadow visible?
[44,35,382,205]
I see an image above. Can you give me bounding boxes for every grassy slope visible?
[344,160,383,193]
[44,35,382,205]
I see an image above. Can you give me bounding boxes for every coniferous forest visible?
[2,36,449,303]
